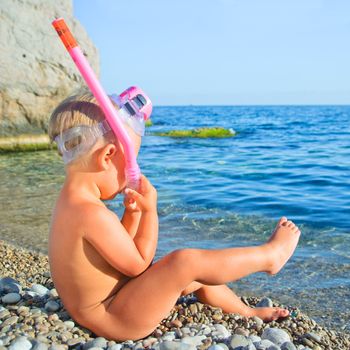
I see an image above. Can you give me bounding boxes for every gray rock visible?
[256,339,279,350]
[162,331,176,341]
[31,284,49,296]
[2,292,21,304]
[262,328,290,346]
[63,320,75,329]
[84,348,104,350]
[181,335,206,347]
[249,335,261,345]
[8,336,33,350]
[304,332,322,344]
[208,346,226,350]
[48,344,66,350]
[0,0,100,137]
[108,345,122,350]
[25,291,40,298]
[159,341,195,350]
[142,337,157,348]
[180,327,191,335]
[216,344,229,350]
[0,277,21,294]
[252,316,264,329]
[49,289,59,298]
[83,338,107,349]
[234,327,250,337]
[230,334,250,349]
[212,324,231,339]
[281,342,296,350]
[133,342,143,350]
[256,297,273,308]
[44,300,60,312]
[32,342,49,350]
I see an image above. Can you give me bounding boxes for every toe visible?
[278,217,288,225]
[279,308,290,319]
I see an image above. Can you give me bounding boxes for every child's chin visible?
[101,191,118,201]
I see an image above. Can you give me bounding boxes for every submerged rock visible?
[153,127,236,138]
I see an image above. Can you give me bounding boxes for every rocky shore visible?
[0,240,349,350]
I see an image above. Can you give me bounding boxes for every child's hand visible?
[123,193,141,213]
[124,174,157,213]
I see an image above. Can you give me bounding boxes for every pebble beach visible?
[0,240,349,350]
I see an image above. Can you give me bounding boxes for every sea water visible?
[0,105,349,330]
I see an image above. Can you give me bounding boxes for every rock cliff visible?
[0,0,99,136]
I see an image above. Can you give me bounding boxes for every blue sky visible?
[73,0,350,105]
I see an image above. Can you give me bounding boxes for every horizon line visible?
[152,103,350,107]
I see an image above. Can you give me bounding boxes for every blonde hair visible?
[48,89,117,158]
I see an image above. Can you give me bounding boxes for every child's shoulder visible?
[55,191,118,224]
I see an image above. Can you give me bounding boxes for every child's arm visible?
[123,175,158,267]
[83,205,152,277]
[121,207,142,239]
[84,175,158,276]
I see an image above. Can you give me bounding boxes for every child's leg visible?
[181,281,252,315]
[94,217,299,341]
[193,284,289,321]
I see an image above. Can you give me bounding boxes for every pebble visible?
[158,341,194,350]
[1,315,18,327]
[234,327,250,337]
[108,345,123,350]
[208,346,225,350]
[212,324,230,339]
[262,328,291,346]
[44,301,60,312]
[63,320,75,329]
[31,284,49,296]
[230,334,250,349]
[1,292,21,304]
[8,336,33,350]
[304,332,322,344]
[252,316,264,330]
[49,345,68,350]
[281,341,297,350]
[249,335,261,345]
[256,339,279,350]
[181,335,206,347]
[215,344,229,350]
[32,342,49,350]
[0,277,22,294]
[256,297,273,308]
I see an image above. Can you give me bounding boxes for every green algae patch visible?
[0,135,56,153]
[153,127,236,138]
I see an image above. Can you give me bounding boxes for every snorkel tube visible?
[52,18,141,190]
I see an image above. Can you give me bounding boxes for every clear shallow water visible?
[0,105,349,331]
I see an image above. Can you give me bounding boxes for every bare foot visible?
[249,306,290,322]
[263,217,301,275]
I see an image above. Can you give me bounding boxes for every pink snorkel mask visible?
[110,86,152,137]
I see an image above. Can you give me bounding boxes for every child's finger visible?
[124,188,142,200]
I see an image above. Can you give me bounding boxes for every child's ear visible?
[98,143,118,170]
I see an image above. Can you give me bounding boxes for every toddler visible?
[48,91,301,341]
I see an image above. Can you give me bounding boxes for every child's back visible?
[49,183,132,325]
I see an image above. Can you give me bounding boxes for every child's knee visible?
[168,248,199,272]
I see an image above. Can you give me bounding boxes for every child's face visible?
[98,125,142,200]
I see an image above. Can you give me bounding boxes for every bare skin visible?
[49,127,301,341]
